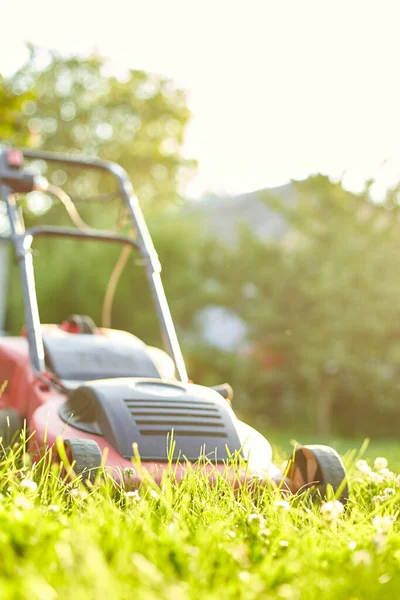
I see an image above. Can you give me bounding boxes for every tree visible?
[0,75,33,146]
[237,177,400,435]
[1,45,195,211]
[1,47,201,354]
[185,176,400,435]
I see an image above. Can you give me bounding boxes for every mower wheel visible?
[64,438,102,484]
[289,444,349,504]
[0,408,22,447]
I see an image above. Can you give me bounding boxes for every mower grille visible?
[124,399,228,438]
[61,378,243,462]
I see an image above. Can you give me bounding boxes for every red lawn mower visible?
[0,146,348,501]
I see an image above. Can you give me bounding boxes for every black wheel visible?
[64,438,102,484]
[0,408,22,447]
[66,314,97,334]
[289,444,349,504]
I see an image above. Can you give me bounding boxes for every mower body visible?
[0,325,278,484]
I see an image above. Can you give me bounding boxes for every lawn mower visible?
[0,146,348,501]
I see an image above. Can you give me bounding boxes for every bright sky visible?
[1,0,400,200]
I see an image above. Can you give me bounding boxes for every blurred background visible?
[2,0,400,450]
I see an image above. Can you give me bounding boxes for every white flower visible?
[352,549,372,567]
[372,515,396,533]
[248,513,266,527]
[356,460,371,475]
[260,528,271,538]
[372,495,386,505]
[374,457,388,471]
[20,479,37,493]
[47,504,60,513]
[274,499,291,512]
[14,495,33,510]
[373,533,387,553]
[126,490,140,502]
[380,468,394,481]
[320,500,344,523]
[348,540,357,550]
[368,471,385,485]
[373,488,396,504]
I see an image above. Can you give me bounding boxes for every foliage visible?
[0,75,33,146]
[266,177,400,435]
[1,45,195,210]
[178,177,400,436]
[1,437,400,598]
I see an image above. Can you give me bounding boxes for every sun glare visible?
[1,0,400,198]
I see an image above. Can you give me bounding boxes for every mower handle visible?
[21,148,128,177]
[1,147,189,384]
[22,226,140,250]
[20,148,157,264]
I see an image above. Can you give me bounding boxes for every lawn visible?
[266,428,400,472]
[1,434,400,600]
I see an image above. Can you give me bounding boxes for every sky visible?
[1,0,400,200]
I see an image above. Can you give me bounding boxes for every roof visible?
[183,183,295,244]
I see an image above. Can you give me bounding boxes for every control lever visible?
[0,171,48,194]
[211,383,234,404]
[0,147,49,194]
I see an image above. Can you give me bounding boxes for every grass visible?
[1,434,400,599]
[266,427,400,471]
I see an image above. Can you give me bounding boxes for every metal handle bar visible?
[3,148,188,383]
[22,148,127,177]
[22,226,140,250]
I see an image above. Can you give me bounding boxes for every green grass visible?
[266,427,400,471]
[1,436,400,599]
